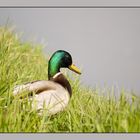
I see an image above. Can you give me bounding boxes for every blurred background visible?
[0,8,140,94]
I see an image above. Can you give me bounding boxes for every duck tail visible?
[13,83,31,95]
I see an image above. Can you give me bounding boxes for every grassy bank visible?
[0,27,140,132]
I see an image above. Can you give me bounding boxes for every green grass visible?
[0,26,140,132]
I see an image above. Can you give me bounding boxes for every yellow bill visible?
[69,64,81,74]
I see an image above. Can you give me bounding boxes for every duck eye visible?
[63,55,72,66]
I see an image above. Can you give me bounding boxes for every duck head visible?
[48,50,81,80]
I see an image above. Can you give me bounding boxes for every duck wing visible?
[13,80,58,96]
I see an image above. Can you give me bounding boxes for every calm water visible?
[0,8,140,94]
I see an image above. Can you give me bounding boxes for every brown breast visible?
[51,73,72,97]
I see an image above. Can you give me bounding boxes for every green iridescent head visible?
[48,50,81,79]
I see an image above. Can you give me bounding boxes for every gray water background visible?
[0,8,140,95]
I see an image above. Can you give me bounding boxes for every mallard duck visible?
[13,50,81,115]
